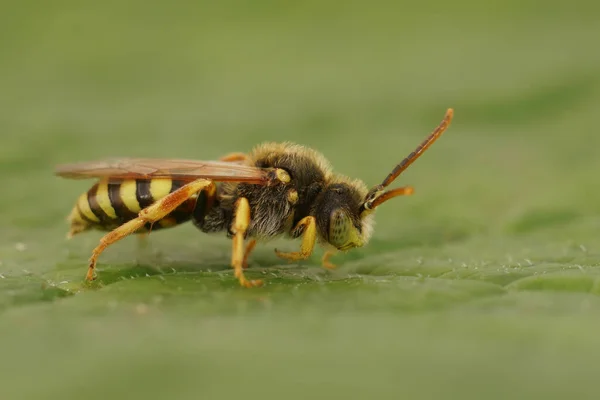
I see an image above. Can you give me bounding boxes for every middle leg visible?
[86,179,214,281]
[242,239,257,269]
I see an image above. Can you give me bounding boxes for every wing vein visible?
[55,158,269,184]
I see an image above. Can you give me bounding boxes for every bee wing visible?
[55,158,269,184]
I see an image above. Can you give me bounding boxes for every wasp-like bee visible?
[56,109,453,287]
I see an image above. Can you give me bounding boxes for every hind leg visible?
[86,179,214,281]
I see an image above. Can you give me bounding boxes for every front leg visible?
[275,216,317,261]
[321,250,338,269]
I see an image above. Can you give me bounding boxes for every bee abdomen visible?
[68,178,194,236]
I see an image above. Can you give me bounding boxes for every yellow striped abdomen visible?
[67,178,195,237]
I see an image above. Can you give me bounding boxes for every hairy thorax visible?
[209,143,333,240]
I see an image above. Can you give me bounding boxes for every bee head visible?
[314,181,374,251]
[315,108,454,251]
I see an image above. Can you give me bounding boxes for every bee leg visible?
[220,152,250,163]
[274,216,317,261]
[322,250,337,269]
[231,198,263,287]
[86,179,214,282]
[243,239,257,269]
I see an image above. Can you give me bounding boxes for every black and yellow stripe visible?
[67,178,195,235]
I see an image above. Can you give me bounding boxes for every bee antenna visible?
[362,186,414,211]
[380,108,453,188]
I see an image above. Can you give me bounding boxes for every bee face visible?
[329,208,364,250]
[313,182,373,250]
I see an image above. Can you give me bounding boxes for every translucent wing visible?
[55,158,269,184]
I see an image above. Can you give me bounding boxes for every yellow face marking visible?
[77,192,100,222]
[329,209,363,250]
[150,179,173,201]
[120,180,141,213]
[95,180,117,219]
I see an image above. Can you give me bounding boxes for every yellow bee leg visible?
[86,179,214,282]
[220,152,250,163]
[86,219,146,281]
[322,250,337,269]
[275,216,317,261]
[231,198,263,287]
[242,239,257,269]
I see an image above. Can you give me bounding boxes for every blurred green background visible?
[2,1,600,399]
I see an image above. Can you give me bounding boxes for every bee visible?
[56,108,453,287]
